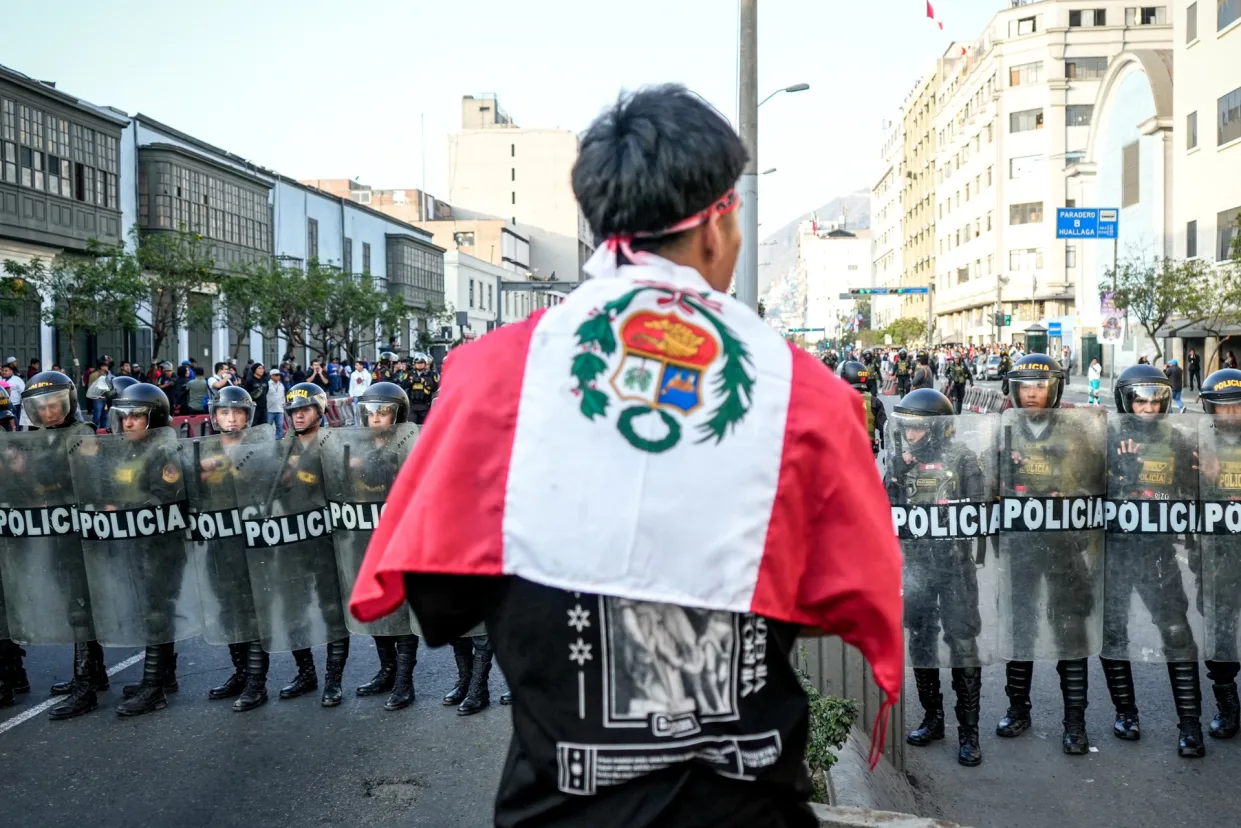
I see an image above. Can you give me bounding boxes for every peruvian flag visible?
[350,257,904,754]
[927,0,943,29]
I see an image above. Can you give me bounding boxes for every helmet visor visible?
[892,411,936,446]
[209,400,255,433]
[1010,376,1060,409]
[1121,383,1172,414]
[358,400,400,428]
[107,402,154,435]
[23,388,75,429]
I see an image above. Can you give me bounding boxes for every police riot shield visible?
[242,435,348,653]
[886,414,999,669]
[320,424,419,637]
[0,429,96,644]
[996,407,1106,662]
[1198,417,1241,661]
[70,428,202,647]
[1102,413,1202,663]
[181,425,274,645]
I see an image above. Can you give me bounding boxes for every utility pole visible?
[736,0,759,311]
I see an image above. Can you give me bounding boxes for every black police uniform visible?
[407,369,440,426]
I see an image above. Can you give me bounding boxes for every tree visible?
[256,259,330,363]
[134,227,217,363]
[4,241,145,383]
[884,316,927,347]
[218,260,274,362]
[1109,255,1208,365]
[415,301,457,353]
[321,267,407,363]
[0,270,36,318]
[1189,224,1241,370]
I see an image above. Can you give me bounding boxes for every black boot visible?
[443,639,473,706]
[48,643,100,721]
[123,644,177,699]
[0,676,11,708]
[385,635,418,711]
[116,645,170,717]
[279,648,318,699]
[357,636,397,697]
[457,638,493,716]
[51,641,108,695]
[1168,662,1205,758]
[321,638,350,707]
[500,690,513,706]
[953,667,983,767]
[1101,657,1140,740]
[234,641,269,713]
[1205,661,1240,739]
[906,668,945,747]
[0,640,29,694]
[209,642,249,700]
[996,661,1033,737]
[1058,659,1090,755]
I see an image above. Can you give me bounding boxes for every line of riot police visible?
[889,354,1241,767]
[0,371,505,720]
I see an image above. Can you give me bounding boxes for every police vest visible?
[860,391,875,441]
[902,450,962,505]
[895,361,909,377]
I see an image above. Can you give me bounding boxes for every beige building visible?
[298,178,451,223]
[448,94,594,283]
[870,116,904,330]
[414,218,530,273]
[901,66,941,331]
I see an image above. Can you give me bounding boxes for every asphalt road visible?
[878,388,1236,828]
[1,637,511,828]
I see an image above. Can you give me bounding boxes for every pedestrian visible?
[84,358,111,427]
[1062,345,1072,385]
[1,361,25,430]
[265,369,286,439]
[244,362,270,426]
[1088,358,1102,405]
[348,359,372,426]
[183,368,210,415]
[308,359,330,392]
[1188,349,1202,391]
[1228,351,1238,370]
[350,83,903,827]
[1164,359,1186,412]
[25,357,40,380]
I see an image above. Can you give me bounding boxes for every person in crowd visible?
[308,359,330,392]
[183,367,210,415]
[349,358,372,426]
[1228,351,1238,370]
[208,362,235,399]
[1188,349,1202,391]
[85,358,112,427]
[1164,359,1186,413]
[291,365,307,385]
[244,362,271,425]
[1088,358,1103,405]
[265,368,287,439]
[25,357,40,379]
[2,361,25,431]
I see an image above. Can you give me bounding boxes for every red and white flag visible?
[927,0,944,29]
[350,254,904,759]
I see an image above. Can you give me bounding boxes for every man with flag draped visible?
[350,84,903,828]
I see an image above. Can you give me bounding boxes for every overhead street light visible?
[761,167,777,175]
[759,83,811,108]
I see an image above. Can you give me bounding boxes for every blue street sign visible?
[1048,321,1062,336]
[1056,207,1119,239]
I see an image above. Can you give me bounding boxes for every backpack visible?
[860,390,875,441]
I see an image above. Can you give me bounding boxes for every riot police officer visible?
[373,351,400,385]
[350,382,420,710]
[997,354,1103,754]
[406,353,440,426]
[895,349,911,396]
[861,349,879,396]
[947,353,974,415]
[911,350,933,391]
[1197,368,1241,741]
[1103,364,1204,757]
[279,382,351,707]
[105,384,188,717]
[841,361,886,456]
[888,388,987,766]
[13,372,108,720]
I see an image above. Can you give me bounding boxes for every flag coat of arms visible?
[351,257,904,749]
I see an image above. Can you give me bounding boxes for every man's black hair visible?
[572,84,749,253]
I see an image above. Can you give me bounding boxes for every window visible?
[362,242,372,274]
[1010,202,1045,225]
[1010,108,1044,132]
[1066,245,1077,268]
[986,211,993,231]
[1122,141,1140,207]
[1070,8,1107,26]
[1009,248,1045,270]
[469,279,475,308]
[1188,2,1198,40]
[1010,15,1038,36]
[1187,220,1199,258]
[957,266,970,285]
[488,284,493,311]
[1009,154,1044,178]
[1009,61,1043,86]
[307,218,319,261]
[1064,151,1085,167]
[1221,86,1241,146]
[965,183,970,201]
[1188,111,1199,149]
[1065,57,1108,80]
[1066,105,1095,127]
[1222,0,1241,30]
[511,144,515,157]
[343,238,353,272]
[987,253,994,274]
[1219,207,1240,261]
[1126,6,1168,25]
[511,191,516,204]
[511,167,515,181]
[1066,198,1077,207]
[987,166,993,186]
[986,122,994,144]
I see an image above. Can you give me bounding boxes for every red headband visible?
[603,188,740,264]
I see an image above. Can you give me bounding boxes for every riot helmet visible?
[104,374,140,401]
[285,382,327,435]
[893,388,955,457]
[916,350,929,366]
[209,384,256,433]
[108,383,171,434]
[840,361,870,392]
[412,352,431,371]
[1113,363,1172,415]
[1200,369,1241,418]
[378,351,399,365]
[0,383,13,422]
[359,382,409,427]
[22,370,80,429]
[898,348,908,360]
[1007,354,1064,410]
[862,349,874,366]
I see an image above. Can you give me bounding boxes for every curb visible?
[811,805,968,828]
[827,726,920,814]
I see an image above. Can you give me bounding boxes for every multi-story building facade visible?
[0,63,127,365]
[931,0,1174,352]
[799,224,873,345]
[871,116,904,330]
[298,178,452,224]
[448,94,594,283]
[901,67,941,332]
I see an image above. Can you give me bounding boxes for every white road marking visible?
[0,651,144,735]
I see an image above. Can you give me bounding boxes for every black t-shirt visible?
[406,574,818,828]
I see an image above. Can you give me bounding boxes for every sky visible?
[1,0,1005,232]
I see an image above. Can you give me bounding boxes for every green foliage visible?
[1110,255,1209,365]
[134,226,216,361]
[883,316,927,347]
[797,655,858,804]
[218,259,274,361]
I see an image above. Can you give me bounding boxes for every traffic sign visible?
[1048,321,1062,336]
[785,327,826,333]
[1056,208,1119,239]
[838,287,929,298]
